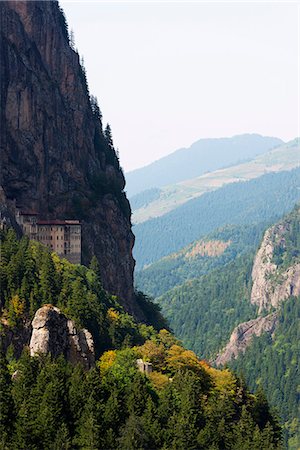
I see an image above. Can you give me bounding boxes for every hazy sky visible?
[62,1,300,172]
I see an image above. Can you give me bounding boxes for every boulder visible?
[30,305,94,369]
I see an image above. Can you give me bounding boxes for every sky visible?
[62,1,300,172]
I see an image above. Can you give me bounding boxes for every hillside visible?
[135,222,268,298]
[0,229,282,449]
[0,1,137,315]
[134,168,300,269]
[132,139,300,224]
[126,134,283,197]
[155,205,300,448]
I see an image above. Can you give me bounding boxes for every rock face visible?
[30,305,95,369]
[215,313,277,366]
[216,212,300,366]
[251,225,300,313]
[0,1,141,317]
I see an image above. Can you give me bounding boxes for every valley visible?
[0,1,298,449]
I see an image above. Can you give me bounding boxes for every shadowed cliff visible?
[0,1,141,316]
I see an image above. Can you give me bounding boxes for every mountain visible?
[0,1,137,315]
[126,134,283,197]
[133,168,300,269]
[0,229,282,449]
[155,205,300,448]
[132,139,300,225]
[0,2,286,449]
[135,222,268,298]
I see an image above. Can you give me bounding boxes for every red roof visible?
[19,211,39,216]
[37,220,81,226]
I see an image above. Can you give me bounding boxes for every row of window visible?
[38,235,81,242]
[45,243,81,250]
[38,226,81,233]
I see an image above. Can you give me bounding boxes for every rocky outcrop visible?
[0,1,141,317]
[30,305,95,369]
[216,212,300,366]
[215,313,277,366]
[251,225,300,313]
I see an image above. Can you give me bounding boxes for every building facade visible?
[16,211,81,264]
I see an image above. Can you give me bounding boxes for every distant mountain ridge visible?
[133,168,300,269]
[132,138,300,224]
[126,134,283,197]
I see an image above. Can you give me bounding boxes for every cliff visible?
[250,224,300,313]
[215,313,277,366]
[0,1,140,316]
[216,206,300,365]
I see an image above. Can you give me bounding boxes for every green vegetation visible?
[272,205,300,270]
[132,140,300,225]
[126,134,282,197]
[0,229,282,449]
[157,254,257,359]
[0,337,282,449]
[136,222,267,298]
[134,168,300,269]
[230,296,300,449]
[130,188,162,210]
[153,205,300,448]
[0,229,161,357]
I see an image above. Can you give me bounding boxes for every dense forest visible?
[230,296,300,449]
[154,205,300,449]
[135,222,268,298]
[133,168,300,268]
[0,229,283,449]
[157,254,257,359]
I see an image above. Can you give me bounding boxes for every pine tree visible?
[39,251,57,305]
[0,351,14,445]
[69,29,75,49]
[104,123,114,147]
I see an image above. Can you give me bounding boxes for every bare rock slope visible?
[215,313,277,366]
[251,225,300,313]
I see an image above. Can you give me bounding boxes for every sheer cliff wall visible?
[0,1,140,316]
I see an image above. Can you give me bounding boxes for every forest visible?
[135,222,268,298]
[0,229,282,449]
[156,253,257,358]
[133,168,300,269]
[153,205,300,449]
[230,296,300,449]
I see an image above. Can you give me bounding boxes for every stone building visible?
[16,211,81,264]
[136,358,153,375]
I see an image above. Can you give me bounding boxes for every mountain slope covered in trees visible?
[154,205,300,449]
[134,168,300,269]
[0,229,282,449]
[230,296,300,450]
[126,134,282,197]
[135,222,268,298]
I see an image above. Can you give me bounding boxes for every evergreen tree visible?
[104,123,114,147]
[0,351,14,445]
[39,251,57,304]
